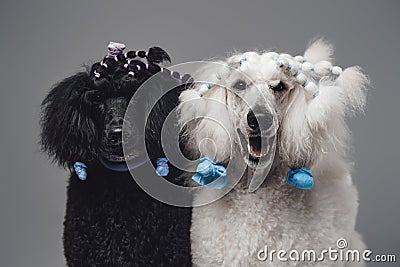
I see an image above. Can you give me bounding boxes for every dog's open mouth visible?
[248,133,269,160]
[237,128,274,167]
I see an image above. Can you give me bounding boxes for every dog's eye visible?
[270,81,286,92]
[233,80,247,90]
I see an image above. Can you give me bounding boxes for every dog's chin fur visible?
[178,39,369,266]
[102,149,140,162]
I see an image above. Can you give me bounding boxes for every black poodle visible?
[40,42,192,266]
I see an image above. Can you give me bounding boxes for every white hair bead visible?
[186,89,202,98]
[267,52,278,58]
[279,53,292,59]
[198,86,209,95]
[295,72,307,84]
[314,61,332,76]
[303,81,318,95]
[301,62,313,72]
[294,55,304,62]
[331,66,343,75]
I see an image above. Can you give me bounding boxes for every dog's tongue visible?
[247,136,277,192]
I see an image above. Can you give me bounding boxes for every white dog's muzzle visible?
[236,104,278,192]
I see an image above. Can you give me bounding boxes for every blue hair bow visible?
[286,167,314,189]
[192,157,227,189]
[74,162,88,181]
[155,157,169,177]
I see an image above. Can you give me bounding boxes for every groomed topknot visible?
[89,42,189,91]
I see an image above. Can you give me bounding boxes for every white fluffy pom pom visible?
[294,55,304,62]
[301,62,313,72]
[331,66,343,75]
[304,81,318,95]
[314,61,332,76]
[279,53,292,59]
[295,73,308,84]
[198,86,209,95]
[266,52,278,58]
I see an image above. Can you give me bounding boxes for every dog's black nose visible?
[247,110,274,132]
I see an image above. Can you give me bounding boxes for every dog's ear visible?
[40,72,99,168]
[304,38,334,63]
[178,89,234,163]
[280,44,369,168]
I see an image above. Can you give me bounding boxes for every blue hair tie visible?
[286,167,314,189]
[74,162,87,181]
[156,158,169,177]
[192,157,227,189]
[239,54,247,65]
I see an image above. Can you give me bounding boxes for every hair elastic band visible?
[286,167,314,189]
[192,157,227,189]
[94,70,100,78]
[74,162,87,181]
[155,158,169,177]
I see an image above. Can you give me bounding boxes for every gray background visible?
[1,0,399,266]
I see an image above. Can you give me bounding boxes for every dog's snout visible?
[246,110,274,132]
[106,118,131,146]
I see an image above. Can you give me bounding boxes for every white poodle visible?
[177,39,369,266]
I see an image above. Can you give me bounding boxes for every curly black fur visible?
[40,46,192,266]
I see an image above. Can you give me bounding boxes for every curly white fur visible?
[178,39,369,266]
